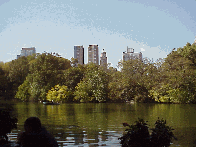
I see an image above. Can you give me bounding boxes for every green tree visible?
[4,57,29,98]
[7,56,29,85]
[15,53,71,101]
[150,42,196,103]
[46,84,70,102]
[15,80,30,102]
[108,67,125,102]
[118,59,151,102]
[74,63,109,102]
[0,66,8,98]
[70,57,78,67]
[63,65,85,91]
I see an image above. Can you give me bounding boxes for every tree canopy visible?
[1,42,195,104]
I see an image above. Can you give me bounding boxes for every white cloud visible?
[140,48,145,51]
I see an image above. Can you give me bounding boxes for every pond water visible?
[6,102,196,146]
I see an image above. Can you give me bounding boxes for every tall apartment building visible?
[88,44,99,65]
[123,46,142,61]
[17,47,36,59]
[100,49,107,67]
[74,45,84,65]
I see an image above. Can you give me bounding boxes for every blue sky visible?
[0,0,195,67]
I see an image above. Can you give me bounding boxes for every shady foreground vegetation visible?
[119,118,176,147]
[0,42,195,104]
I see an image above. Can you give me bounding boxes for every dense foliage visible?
[119,118,176,147]
[74,63,109,102]
[0,42,195,103]
[46,85,72,102]
[14,53,71,101]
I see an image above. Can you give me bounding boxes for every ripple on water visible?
[7,126,122,147]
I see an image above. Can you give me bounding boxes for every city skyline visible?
[16,44,143,67]
[0,0,195,68]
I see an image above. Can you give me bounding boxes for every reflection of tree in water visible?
[46,125,84,146]
[100,130,108,142]
[86,129,99,144]
[72,103,112,145]
[72,127,84,145]
[64,104,77,123]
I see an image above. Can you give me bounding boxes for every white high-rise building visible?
[17,47,36,59]
[123,46,142,61]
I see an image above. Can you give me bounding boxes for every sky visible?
[0,0,196,67]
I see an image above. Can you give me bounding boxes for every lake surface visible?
[5,102,196,147]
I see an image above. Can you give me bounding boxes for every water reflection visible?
[8,102,196,146]
[8,125,121,146]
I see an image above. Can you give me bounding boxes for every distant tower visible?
[17,47,36,59]
[88,44,99,65]
[123,46,142,61]
[21,47,36,56]
[127,46,134,53]
[74,45,84,65]
[100,49,107,67]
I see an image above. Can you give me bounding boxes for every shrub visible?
[119,118,150,147]
[0,108,18,143]
[150,118,175,147]
[119,118,176,147]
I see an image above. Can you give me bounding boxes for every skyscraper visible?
[123,46,142,61]
[100,49,107,67]
[88,44,99,65]
[17,47,36,59]
[74,45,84,65]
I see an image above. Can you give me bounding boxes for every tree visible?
[0,66,8,98]
[70,57,78,67]
[27,53,71,101]
[14,53,71,102]
[15,80,31,102]
[46,85,70,102]
[108,67,125,102]
[4,56,29,98]
[7,57,29,83]
[150,43,196,103]
[118,59,151,102]
[74,63,109,102]
[63,65,85,91]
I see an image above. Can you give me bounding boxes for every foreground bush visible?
[119,118,176,147]
[0,108,18,144]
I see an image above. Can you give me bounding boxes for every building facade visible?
[100,49,107,67]
[123,46,142,61]
[88,44,99,65]
[17,47,36,59]
[74,45,84,65]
